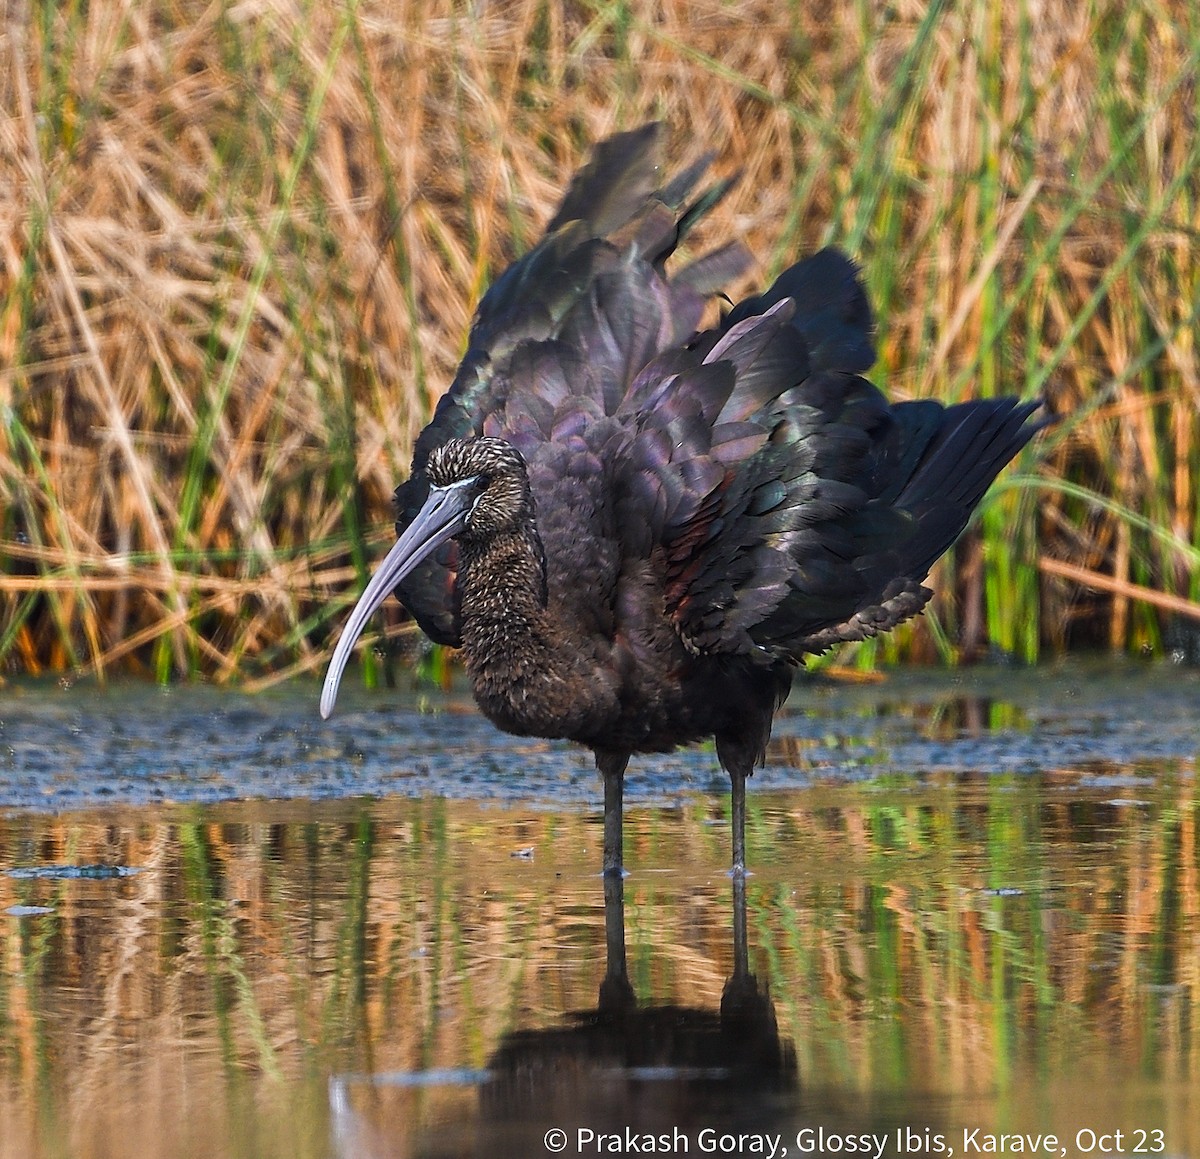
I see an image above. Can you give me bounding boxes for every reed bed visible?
[1,0,1198,684]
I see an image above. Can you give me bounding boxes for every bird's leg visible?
[595,750,630,876]
[716,733,758,877]
[604,771,623,873]
[730,766,748,875]
[715,734,763,878]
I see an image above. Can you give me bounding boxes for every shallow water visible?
[0,662,1196,1159]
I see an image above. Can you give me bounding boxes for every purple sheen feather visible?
[788,370,864,413]
[645,362,736,430]
[787,498,863,528]
[629,424,676,471]
[625,201,681,260]
[768,414,822,445]
[550,398,606,442]
[675,455,725,498]
[545,123,665,236]
[807,478,868,508]
[503,391,556,435]
[658,150,718,208]
[659,412,715,462]
[626,370,684,416]
[624,347,694,404]
[723,327,813,414]
[505,341,578,410]
[627,468,670,531]
[662,283,708,348]
[809,435,872,477]
[550,412,590,442]
[748,479,788,515]
[497,411,550,454]
[702,298,794,371]
[673,240,754,296]
[711,423,770,464]
[561,271,670,413]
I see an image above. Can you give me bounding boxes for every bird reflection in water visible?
[329,873,796,1159]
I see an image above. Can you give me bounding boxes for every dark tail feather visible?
[720,248,876,375]
[872,397,1046,586]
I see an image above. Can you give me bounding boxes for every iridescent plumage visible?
[322,124,1044,874]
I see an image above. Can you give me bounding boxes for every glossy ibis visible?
[321,124,1043,875]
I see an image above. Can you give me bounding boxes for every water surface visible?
[0,663,1196,1158]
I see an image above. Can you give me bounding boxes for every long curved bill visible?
[320,482,474,719]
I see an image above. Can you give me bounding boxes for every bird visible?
[320,123,1044,876]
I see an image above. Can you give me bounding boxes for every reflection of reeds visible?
[2,1,1200,680]
[1,772,1196,1157]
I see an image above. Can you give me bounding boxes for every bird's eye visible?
[465,475,489,511]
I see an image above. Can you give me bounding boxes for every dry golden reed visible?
[1,0,1198,684]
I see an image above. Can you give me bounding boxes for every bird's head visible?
[320,436,530,718]
[426,436,533,540]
